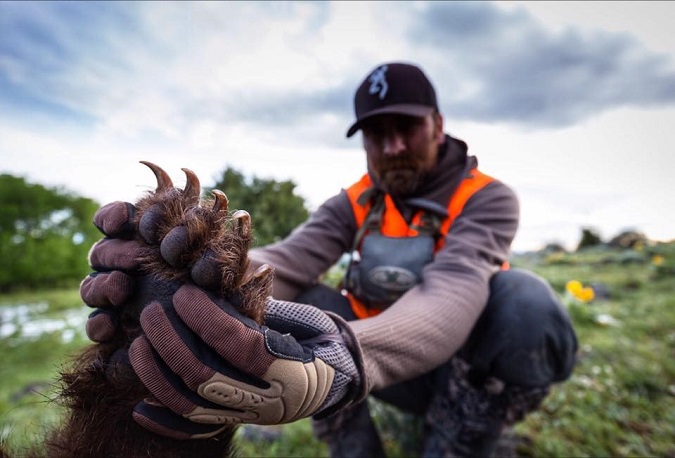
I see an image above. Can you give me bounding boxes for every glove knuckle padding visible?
[194,357,335,425]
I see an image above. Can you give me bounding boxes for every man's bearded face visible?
[361,113,444,196]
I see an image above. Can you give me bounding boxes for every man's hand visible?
[129,284,366,439]
[80,201,142,342]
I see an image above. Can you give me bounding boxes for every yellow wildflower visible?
[565,280,582,295]
[578,286,595,302]
[566,280,595,303]
[651,255,665,266]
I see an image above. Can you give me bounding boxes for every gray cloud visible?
[208,1,675,138]
[407,2,675,128]
[2,1,674,143]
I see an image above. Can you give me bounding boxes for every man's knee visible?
[460,268,578,387]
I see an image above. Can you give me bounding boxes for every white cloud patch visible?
[1,1,674,251]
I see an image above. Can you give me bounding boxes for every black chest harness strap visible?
[344,190,448,309]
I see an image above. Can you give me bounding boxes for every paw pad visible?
[133,161,272,323]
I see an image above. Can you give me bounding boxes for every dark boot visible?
[313,399,387,458]
[422,358,549,458]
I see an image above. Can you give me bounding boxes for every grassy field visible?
[1,242,674,456]
[509,243,675,457]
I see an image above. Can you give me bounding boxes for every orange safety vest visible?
[344,168,507,319]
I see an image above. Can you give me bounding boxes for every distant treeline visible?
[0,174,100,292]
[0,168,309,292]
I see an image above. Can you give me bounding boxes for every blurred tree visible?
[607,230,648,249]
[210,167,309,246]
[576,226,603,251]
[0,174,100,291]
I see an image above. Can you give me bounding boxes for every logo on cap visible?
[346,62,438,138]
[368,65,388,100]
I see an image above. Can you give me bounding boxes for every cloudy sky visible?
[1,1,674,252]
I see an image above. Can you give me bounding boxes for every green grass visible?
[235,422,327,457]
[0,288,90,453]
[1,243,674,456]
[510,243,675,457]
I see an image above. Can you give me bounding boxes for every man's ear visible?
[434,113,444,143]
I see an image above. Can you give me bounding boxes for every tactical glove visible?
[129,283,366,439]
[80,201,141,342]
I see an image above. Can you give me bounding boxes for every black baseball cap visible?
[346,62,438,138]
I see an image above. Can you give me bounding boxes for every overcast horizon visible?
[2,1,674,252]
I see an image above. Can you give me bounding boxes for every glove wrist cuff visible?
[315,311,368,418]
